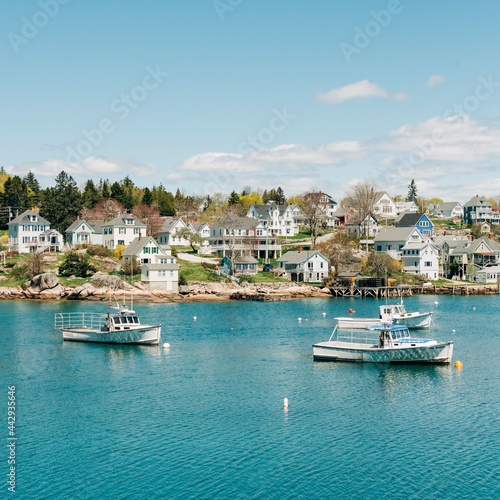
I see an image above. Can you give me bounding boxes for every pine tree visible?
[407,179,418,202]
[82,179,100,209]
[142,187,153,207]
[227,191,240,206]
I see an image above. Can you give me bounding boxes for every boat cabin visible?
[104,311,141,331]
[368,324,436,349]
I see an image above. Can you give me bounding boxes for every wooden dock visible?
[328,285,412,298]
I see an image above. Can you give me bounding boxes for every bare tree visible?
[132,204,163,238]
[81,198,124,223]
[302,190,328,246]
[344,181,378,239]
[314,231,359,276]
[216,206,247,264]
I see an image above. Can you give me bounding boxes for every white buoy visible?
[434,301,438,306]
[452,329,456,333]
[298,317,302,322]
[163,343,170,349]
[193,316,197,321]
[322,312,327,317]
[283,397,289,408]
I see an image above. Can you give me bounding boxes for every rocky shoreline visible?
[0,272,332,302]
[0,272,498,302]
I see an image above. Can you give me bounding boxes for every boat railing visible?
[329,324,379,345]
[55,312,108,331]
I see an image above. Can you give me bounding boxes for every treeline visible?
[0,168,292,233]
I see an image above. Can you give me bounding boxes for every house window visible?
[425,261,432,267]
[308,262,314,269]
[320,262,324,268]
[134,228,140,234]
[119,228,126,234]
[118,240,124,246]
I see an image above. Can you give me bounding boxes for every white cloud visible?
[171,114,500,198]
[8,156,156,180]
[427,75,445,88]
[317,80,408,104]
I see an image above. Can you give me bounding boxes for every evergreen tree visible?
[152,184,175,215]
[101,179,111,198]
[3,176,30,211]
[110,182,125,206]
[120,176,135,210]
[407,179,418,202]
[24,171,41,207]
[82,179,100,209]
[40,171,83,234]
[275,186,286,205]
[227,191,240,206]
[142,187,153,206]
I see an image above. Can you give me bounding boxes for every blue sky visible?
[2,0,500,203]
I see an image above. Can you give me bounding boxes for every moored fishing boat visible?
[335,300,432,329]
[55,301,161,345]
[313,323,453,364]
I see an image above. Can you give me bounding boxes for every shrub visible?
[86,245,113,257]
[178,274,187,286]
[59,252,96,277]
[113,245,126,259]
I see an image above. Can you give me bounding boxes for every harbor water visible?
[1,294,499,499]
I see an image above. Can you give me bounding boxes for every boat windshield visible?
[391,327,410,340]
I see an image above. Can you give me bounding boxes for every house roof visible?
[374,191,392,204]
[401,241,438,251]
[333,207,353,218]
[476,265,500,274]
[463,195,491,208]
[374,226,417,242]
[122,236,164,257]
[433,235,469,248]
[159,216,187,233]
[277,250,328,264]
[451,237,500,255]
[8,210,50,226]
[210,217,259,230]
[439,201,462,211]
[103,213,146,228]
[191,222,209,232]
[234,256,258,264]
[394,213,427,227]
[65,219,103,233]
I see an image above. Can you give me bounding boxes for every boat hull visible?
[62,325,161,345]
[313,340,453,364]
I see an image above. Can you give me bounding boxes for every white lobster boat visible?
[313,323,453,364]
[335,300,432,330]
[55,302,161,345]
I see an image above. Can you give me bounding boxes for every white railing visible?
[330,324,379,345]
[55,312,108,330]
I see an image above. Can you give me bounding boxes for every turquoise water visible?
[1,295,499,499]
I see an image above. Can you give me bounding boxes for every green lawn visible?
[178,259,225,282]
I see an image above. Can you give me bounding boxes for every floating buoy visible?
[163,343,170,349]
[283,397,289,408]
[349,308,353,314]
[193,316,197,321]
[451,329,456,333]
[298,317,302,322]
[454,360,463,369]
[322,312,326,317]
[472,307,476,311]
[434,301,439,306]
